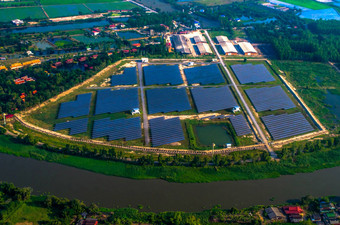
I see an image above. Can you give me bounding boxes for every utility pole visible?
[3,113,6,126]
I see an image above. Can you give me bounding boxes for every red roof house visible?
[282,206,304,215]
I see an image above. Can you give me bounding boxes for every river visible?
[0,153,339,212]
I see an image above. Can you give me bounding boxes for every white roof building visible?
[196,43,212,55]
[238,42,257,55]
[215,35,229,44]
[220,42,238,55]
[193,35,207,44]
[12,19,24,26]
[172,35,191,54]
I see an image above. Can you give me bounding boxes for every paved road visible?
[204,30,277,158]
[137,62,150,146]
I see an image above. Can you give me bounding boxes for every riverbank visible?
[1,135,340,183]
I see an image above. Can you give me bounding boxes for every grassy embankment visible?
[1,135,340,183]
[278,0,331,10]
[272,60,340,130]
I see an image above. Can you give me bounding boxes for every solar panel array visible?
[143,65,183,86]
[149,117,184,146]
[231,64,275,84]
[95,88,139,115]
[111,67,137,86]
[245,86,296,112]
[146,88,191,114]
[229,115,252,136]
[92,117,142,141]
[54,118,88,135]
[184,64,226,85]
[190,86,237,113]
[58,93,92,119]
[261,112,314,140]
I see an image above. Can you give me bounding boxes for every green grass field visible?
[86,2,136,12]
[43,4,91,18]
[0,7,47,22]
[279,0,331,10]
[193,0,243,6]
[1,135,340,183]
[41,0,120,5]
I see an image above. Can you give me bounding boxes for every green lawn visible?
[4,196,52,224]
[0,7,47,22]
[41,0,120,5]
[1,135,340,183]
[279,0,331,9]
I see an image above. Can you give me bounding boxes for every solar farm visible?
[30,59,319,150]
[245,86,296,112]
[184,64,226,85]
[231,64,276,84]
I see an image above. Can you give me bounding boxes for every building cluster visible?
[262,2,290,12]
[312,201,340,225]
[215,35,257,56]
[14,76,36,85]
[265,206,304,223]
[170,31,212,56]
[2,59,42,71]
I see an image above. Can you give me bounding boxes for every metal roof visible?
[196,43,212,55]
[172,35,191,54]
[220,42,238,54]
[215,35,229,43]
[238,42,257,53]
[193,35,207,43]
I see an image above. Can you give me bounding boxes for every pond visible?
[0,153,340,212]
[195,124,234,147]
[325,90,340,121]
[116,31,144,39]
[72,35,116,44]
[35,41,54,50]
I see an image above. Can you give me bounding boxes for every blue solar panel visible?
[190,86,237,113]
[245,86,296,112]
[149,117,184,146]
[184,64,226,85]
[261,112,314,140]
[54,118,88,135]
[231,64,275,84]
[146,88,191,114]
[92,117,142,141]
[58,93,92,119]
[111,67,137,86]
[143,65,183,86]
[95,88,139,115]
[229,115,251,136]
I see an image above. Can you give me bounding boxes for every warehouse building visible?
[238,42,258,55]
[172,35,191,54]
[193,35,207,44]
[196,43,212,55]
[215,35,229,44]
[220,42,238,55]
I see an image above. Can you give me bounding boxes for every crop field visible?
[40,0,121,5]
[0,7,47,22]
[86,2,136,12]
[279,0,331,10]
[43,4,91,18]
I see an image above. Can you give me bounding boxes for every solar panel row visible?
[95,88,139,115]
[229,115,252,136]
[245,86,296,112]
[184,64,226,85]
[92,117,142,141]
[149,117,185,147]
[146,88,191,114]
[58,93,92,119]
[54,118,88,135]
[143,65,183,86]
[231,64,275,84]
[111,67,137,86]
[190,86,238,113]
[261,112,314,140]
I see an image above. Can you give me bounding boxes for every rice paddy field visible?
[0,7,47,22]
[86,2,136,12]
[43,4,92,18]
[279,0,331,10]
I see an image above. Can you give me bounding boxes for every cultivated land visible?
[43,4,92,18]
[279,0,331,9]
[40,0,122,5]
[0,7,47,22]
